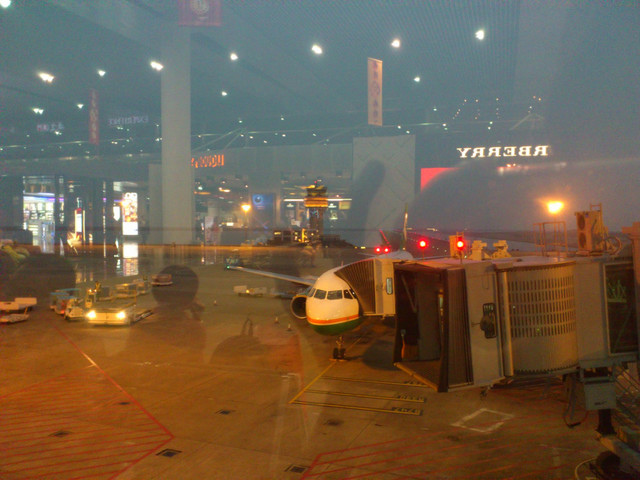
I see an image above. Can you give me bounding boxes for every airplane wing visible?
[228,266,317,287]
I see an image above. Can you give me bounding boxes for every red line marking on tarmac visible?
[0,317,174,480]
[309,424,562,479]
[302,401,595,480]
[305,407,563,472]
[49,322,174,439]
[2,435,169,463]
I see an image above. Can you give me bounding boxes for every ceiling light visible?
[391,38,401,48]
[414,76,420,83]
[32,108,44,115]
[0,0,11,8]
[77,103,84,109]
[97,69,106,77]
[38,72,54,83]
[150,61,164,71]
[475,29,485,40]
[230,52,238,61]
[221,90,228,96]
[311,44,323,55]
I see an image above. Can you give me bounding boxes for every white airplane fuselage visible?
[301,267,363,336]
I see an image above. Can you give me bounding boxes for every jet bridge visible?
[391,248,640,476]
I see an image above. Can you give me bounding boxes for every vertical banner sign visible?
[88,89,99,146]
[367,58,383,126]
[178,0,221,26]
[122,192,139,236]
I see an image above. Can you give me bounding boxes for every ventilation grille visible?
[507,263,578,374]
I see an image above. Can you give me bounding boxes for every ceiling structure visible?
[0,1,638,157]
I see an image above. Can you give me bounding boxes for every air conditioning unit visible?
[576,209,605,252]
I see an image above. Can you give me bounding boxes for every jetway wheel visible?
[591,451,637,480]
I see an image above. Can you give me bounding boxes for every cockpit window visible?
[314,289,327,299]
[343,290,353,299]
[327,290,342,300]
[308,288,315,297]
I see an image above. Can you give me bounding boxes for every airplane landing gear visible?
[332,336,346,360]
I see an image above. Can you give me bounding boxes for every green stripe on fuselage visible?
[309,317,364,336]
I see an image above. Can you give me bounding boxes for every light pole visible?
[241,203,251,241]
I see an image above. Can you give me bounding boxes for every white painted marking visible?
[451,408,514,433]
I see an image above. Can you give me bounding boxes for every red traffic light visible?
[455,237,465,250]
[375,246,381,254]
[374,246,390,254]
[418,239,428,249]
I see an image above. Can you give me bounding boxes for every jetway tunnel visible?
[392,263,473,392]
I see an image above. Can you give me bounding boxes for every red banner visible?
[178,0,221,26]
[367,58,382,126]
[88,89,99,146]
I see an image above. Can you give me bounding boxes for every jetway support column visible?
[161,25,193,245]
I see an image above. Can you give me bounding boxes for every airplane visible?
[229,209,432,359]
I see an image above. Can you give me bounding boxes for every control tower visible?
[304,182,328,236]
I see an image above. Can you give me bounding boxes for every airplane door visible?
[374,258,396,316]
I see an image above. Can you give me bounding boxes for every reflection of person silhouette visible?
[301,243,317,267]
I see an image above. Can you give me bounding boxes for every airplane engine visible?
[290,294,307,319]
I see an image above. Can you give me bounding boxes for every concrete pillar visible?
[148,163,163,245]
[161,25,193,244]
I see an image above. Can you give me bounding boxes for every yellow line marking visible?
[288,335,364,405]
[291,400,422,416]
[322,376,430,388]
[305,389,426,403]
[288,362,335,405]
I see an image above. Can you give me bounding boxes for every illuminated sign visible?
[191,154,225,168]
[37,122,64,133]
[456,145,550,159]
[122,192,138,236]
[304,197,329,208]
[108,115,149,127]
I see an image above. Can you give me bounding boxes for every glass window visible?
[314,289,326,299]
[327,290,342,300]
[308,288,315,297]
[343,289,353,299]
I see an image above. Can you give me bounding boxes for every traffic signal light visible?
[455,236,465,251]
[418,239,428,249]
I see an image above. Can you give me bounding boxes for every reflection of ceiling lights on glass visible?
[32,108,44,115]
[230,52,238,61]
[150,61,163,71]
[475,29,485,40]
[221,90,228,96]
[97,69,106,77]
[311,44,323,55]
[38,72,54,83]
[391,38,401,48]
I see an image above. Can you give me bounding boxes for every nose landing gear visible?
[332,336,346,360]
